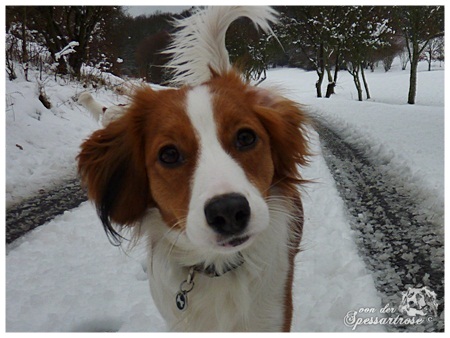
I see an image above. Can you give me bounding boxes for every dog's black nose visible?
[204,193,251,236]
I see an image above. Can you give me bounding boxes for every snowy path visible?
[317,121,444,332]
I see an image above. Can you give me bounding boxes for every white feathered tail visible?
[164,6,278,86]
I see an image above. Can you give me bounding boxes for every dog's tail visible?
[77,92,106,122]
[164,6,278,86]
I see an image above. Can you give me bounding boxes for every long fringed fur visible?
[164,6,278,86]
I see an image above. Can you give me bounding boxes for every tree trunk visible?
[325,82,335,98]
[315,42,325,98]
[333,46,340,84]
[325,66,335,98]
[408,58,418,104]
[427,48,432,71]
[69,53,84,79]
[21,7,29,81]
[349,63,363,102]
[55,57,69,75]
[360,63,371,99]
[355,75,363,102]
[408,44,419,104]
[315,71,324,98]
[328,46,341,98]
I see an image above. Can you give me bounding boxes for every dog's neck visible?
[192,252,245,277]
[174,252,245,312]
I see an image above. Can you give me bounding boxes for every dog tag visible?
[176,267,195,311]
[176,291,188,311]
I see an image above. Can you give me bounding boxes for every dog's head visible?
[78,71,309,252]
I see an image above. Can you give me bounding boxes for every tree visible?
[28,6,124,78]
[226,16,279,84]
[276,6,344,98]
[423,37,444,71]
[118,10,183,77]
[6,7,33,80]
[135,31,171,83]
[377,37,404,72]
[275,6,391,99]
[341,6,394,101]
[86,8,129,77]
[20,7,29,80]
[394,6,444,104]
[5,33,18,80]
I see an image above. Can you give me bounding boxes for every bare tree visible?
[399,49,410,70]
[5,34,18,80]
[395,6,444,104]
[225,16,276,84]
[276,6,343,98]
[20,7,29,80]
[341,6,393,101]
[30,6,123,78]
[424,37,444,71]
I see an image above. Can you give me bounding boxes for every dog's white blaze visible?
[184,85,269,250]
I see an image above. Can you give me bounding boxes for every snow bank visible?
[5,66,130,207]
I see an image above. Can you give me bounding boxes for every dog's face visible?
[78,71,309,252]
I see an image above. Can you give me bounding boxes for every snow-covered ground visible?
[5,69,130,207]
[5,59,444,332]
[264,61,444,199]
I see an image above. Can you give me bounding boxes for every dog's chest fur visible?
[145,203,292,332]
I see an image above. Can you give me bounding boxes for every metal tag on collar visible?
[176,267,195,311]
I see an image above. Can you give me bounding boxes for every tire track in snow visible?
[316,120,444,332]
[6,177,87,244]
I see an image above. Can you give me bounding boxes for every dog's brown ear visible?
[78,106,152,245]
[250,87,310,192]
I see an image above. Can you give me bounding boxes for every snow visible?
[6,202,164,332]
[5,58,444,332]
[263,60,444,213]
[55,41,80,61]
[292,132,384,331]
[5,68,130,207]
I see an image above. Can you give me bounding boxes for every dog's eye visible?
[236,129,257,151]
[158,145,183,167]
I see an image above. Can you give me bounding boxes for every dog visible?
[77,92,127,127]
[78,6,309,332]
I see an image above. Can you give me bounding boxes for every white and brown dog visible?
[78,6,309,332]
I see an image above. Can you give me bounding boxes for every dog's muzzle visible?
[204,193,250,238]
